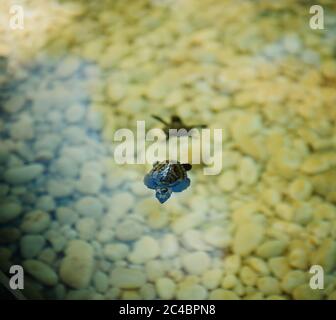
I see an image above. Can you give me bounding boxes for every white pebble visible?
[160,234,179,258]
[20,235,46,259]
[4,164,44,184]
[75,196,104,217]
[129,236,160,264]
[65,104,85,123]
[182,251,211,275]
[0,202,22,223]
[104,243,129,261]
[23,259,58,286]
[20,210,51,233]
[76,218,97,240]
[110,267,146,289]
[155,277,176,299]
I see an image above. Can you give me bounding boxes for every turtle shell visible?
[144,160,191,194]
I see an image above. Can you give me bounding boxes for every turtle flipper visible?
[172,178,190,192]
[155,187,172,203]
[144,174,157,189]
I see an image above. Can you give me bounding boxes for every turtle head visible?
[155,187,172,203]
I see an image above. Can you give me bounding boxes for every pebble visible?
[96,229,114,243]
[109,192,135,215]
[93,271,109,293]
[10,115,34,141]
[55,156,79,178]
[20,235,46,259]
[171,212,205,234]
[176,283,207,300]
[76,172,103,194]
[181,229,211,251]
[310,239,336,272]
[36,195,56,212]
[56,207,78,225]
[201,269,222,290]
[65,104,85,123]
[218,170,237,192]
[115,219,144,241]
[256,240,287,258]
[238,157,259,185]
[140,283,156,300]
[233,222,265,256]
[76,218,97,240]
[23,259,58,286]
[75,196,104,218]
[0,202,22,223]
[38,248,56,265]
[155,277,176,299]
[292,284,323,300]
[47,180,74,198]
[45,230,66,252]
[209,289,240,300]
[280,270,307,294]
[182,251,211,275]
[160,234,179,258]
[288,178,313,201]
[20,210,51,233]
[203,226,231,248]
[145,260,166,282]
[4,164,44,184]
[110,267,146,289]
[103,243,129,261]
[223,255,241,274]
[128,236,160,264]
[257,276,281,295]
[60,240,94,289]
[3,95,25,114]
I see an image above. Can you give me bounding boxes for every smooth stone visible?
[76,172,103,195]
[76,218,97,240]
[110,267,146,289]
[75,197,104,217]
[20,235,46,259]
[103,243,129,261]
[60,240,94,289]
[128,236,160,264]
[36,195,56,212]
[115,220,144,241]
[155,277,176,299]
[47,180,74,198]
[0,202,22,223]
[233,222,265,256]
[182,251,211,275]
[93,271,109,293]
[56,207,78,225]
[20,210,51,233]
[23,259,58,286]
[4,164,44,184]
[160,234,179,258]
[176,283,207,300]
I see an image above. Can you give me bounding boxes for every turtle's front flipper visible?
[152,115,169,126]
[144,174,157,189]
[155,187,172,203]
[172,178,190,192]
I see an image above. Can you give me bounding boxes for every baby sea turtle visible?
[144,160,192,203]
[151,114,206,139]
